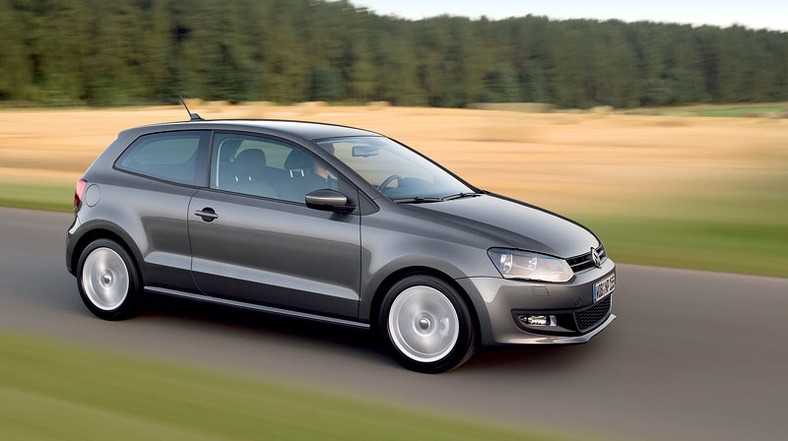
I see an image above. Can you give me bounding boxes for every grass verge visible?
[575,173,788,278]
[0,331,572,441]
[579,216,788,278]
[689,105,787,117]
[624,102,788,117]
[0,177,73,212]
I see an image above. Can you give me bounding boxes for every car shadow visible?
[112,294,611,374]
[464,345,594,372]
[141,294,389,358]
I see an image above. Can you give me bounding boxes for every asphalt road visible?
[1,207,787,441]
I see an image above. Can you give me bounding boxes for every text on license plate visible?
[593,274,616,302]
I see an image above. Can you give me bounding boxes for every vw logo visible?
[591,247,602,268]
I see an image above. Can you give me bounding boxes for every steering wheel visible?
[377,174,402,191]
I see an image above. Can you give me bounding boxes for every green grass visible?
[0,180,72,212]
[0,331,572,441]
[578,216,788,277]
[636,103,788,117]
[690,105,786,117]
[573,173,788,278]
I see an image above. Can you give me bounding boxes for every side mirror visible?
[305,189,355,214]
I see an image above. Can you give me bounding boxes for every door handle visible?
[194,207,218,222]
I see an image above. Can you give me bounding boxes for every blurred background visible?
[1,0,786,276]
[0,0,785,107]
[0,1,787,440]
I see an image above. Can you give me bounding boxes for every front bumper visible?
[457,258,616,345]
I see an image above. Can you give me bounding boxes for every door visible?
[187,133,361,319]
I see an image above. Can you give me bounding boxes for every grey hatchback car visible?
[66,118,616,373]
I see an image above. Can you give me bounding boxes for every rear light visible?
[74,179,87,210]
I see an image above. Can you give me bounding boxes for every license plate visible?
[593,273,616,302]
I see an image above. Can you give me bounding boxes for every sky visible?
[351,0,788,32]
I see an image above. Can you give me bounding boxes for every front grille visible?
[566,245,607,273]
[574,296,612,332]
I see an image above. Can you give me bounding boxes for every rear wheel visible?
[379,275,477,373]
[77,239,141,320]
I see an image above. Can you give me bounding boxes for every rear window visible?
[116,131,209,186]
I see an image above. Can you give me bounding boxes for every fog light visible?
[521,315,549,326]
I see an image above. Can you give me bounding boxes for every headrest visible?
[283,149,312,170]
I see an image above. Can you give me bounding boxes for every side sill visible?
[145,286,370,330]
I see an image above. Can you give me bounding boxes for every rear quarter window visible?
[116,131,209,186]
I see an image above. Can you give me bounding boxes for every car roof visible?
[123,119,382,142]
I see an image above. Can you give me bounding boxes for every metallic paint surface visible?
[69,120,615,344]
[188,190,361,318]
[458,258,616,344]
[412,195,599,258]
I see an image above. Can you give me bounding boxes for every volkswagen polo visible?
[66,115,616,373]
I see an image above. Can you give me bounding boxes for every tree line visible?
[1,0,786,108]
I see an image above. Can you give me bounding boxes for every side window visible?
[211,133,344,204]
[116,131,209,186]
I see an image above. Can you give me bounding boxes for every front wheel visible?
[379,275,477,373]
[76,239,141,320]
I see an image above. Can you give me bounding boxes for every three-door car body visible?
[66,119,616,373]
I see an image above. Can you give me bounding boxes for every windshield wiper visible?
[440,192,481,201]
[393,197,442,204]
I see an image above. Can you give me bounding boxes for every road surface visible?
[1,207,786,441]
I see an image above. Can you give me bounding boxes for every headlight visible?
[487,248,573,283]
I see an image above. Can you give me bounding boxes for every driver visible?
[310,143,337,190]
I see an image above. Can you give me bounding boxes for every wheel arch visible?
[367,266,481,341]
[69,223,143,280]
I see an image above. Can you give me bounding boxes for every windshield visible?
[317,136,474,201]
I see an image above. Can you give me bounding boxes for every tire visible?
[76,239,141,320]
[379,275,477,373]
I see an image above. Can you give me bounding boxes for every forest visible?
[0,0,786,108]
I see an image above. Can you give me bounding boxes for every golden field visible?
[1,104,786,211]
[1,104,786,276]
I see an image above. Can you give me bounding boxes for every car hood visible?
[408,194,599,258]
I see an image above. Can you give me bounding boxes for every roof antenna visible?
[178,96,203,121]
